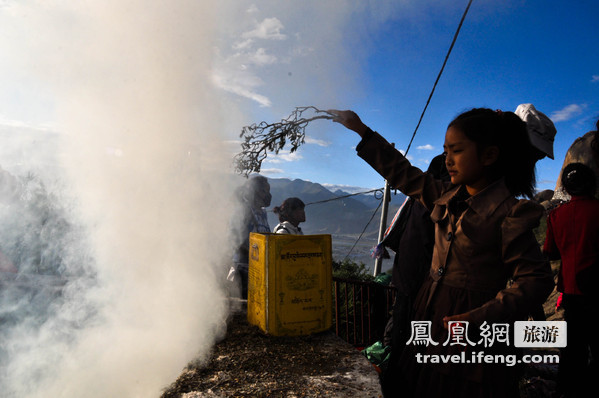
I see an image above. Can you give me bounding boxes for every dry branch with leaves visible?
[234,106,334,177]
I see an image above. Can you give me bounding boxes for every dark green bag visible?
[362,340,392,371]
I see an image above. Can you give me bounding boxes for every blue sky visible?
[215,0,599,193]
[0,0,597,194]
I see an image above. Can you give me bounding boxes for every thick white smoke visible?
[0,1,412,397]
[1,1,235,397]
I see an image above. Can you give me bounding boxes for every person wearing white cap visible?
[515,104,557,323]
[515,103,557,160]
[515,103,562,210]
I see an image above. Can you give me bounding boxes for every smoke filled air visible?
[0,2,237,397]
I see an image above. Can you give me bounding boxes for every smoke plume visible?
[0,1,411,396]
[0,1,235,397]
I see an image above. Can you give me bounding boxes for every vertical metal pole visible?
[373,143,395,276]
[373,174,392,276]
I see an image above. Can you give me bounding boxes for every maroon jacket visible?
[543,195,599,295]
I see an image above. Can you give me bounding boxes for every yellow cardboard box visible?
[247,233,332,336]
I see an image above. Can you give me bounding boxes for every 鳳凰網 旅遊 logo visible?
[514,321,567,348]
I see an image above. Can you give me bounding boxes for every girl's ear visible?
[481,145,500,166]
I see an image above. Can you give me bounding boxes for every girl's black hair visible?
[273,197,305,223]
[561,162,596,197]
[448,108,536,198]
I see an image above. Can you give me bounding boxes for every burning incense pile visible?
[234,106,333,176]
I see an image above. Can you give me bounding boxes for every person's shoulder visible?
[552,196,599,211]
[510,198,544,216]
[575,196,599,215]
[499,198,546,241]
[578,195,599,204]
[502,198,544,228]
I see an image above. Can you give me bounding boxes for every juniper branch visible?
[234,106,334,177]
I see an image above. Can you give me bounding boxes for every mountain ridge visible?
[266,177,406,237]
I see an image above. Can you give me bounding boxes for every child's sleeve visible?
[356,129,445,211]
[465,200,554,325]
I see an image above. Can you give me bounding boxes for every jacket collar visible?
[434,178,512,218]
[278,221,301,234]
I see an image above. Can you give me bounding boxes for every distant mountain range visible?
[264,177,406,270]
[266,177,406,238]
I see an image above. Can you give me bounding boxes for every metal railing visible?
[332,276,396,347]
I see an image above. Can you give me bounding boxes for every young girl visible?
[272,197,306,235]
[330,108,554,398]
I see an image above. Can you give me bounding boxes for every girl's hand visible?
[442,313,471,329]
[328,109,368,137]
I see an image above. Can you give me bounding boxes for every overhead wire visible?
[267,0,474,262]
[340,0,474,261]
[267,187,384,213]
[343,196,384,261]
[403,0,474,156]
[304,188,383,207]
[267,187,388,259]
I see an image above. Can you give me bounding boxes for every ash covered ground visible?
[161,302,383,398]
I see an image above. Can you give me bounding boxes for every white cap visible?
[515,103,556,159]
